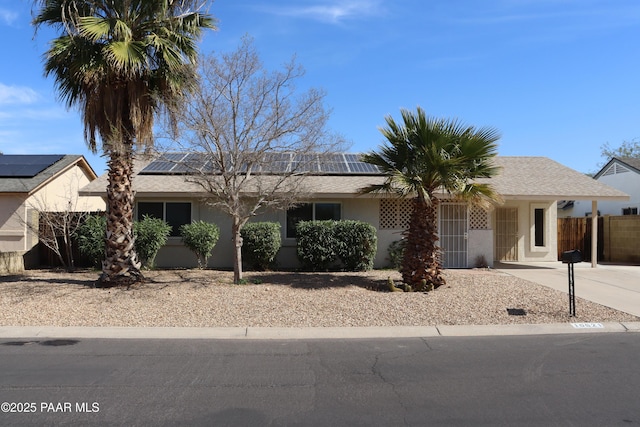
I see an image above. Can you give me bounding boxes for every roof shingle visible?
[79,156,629,201]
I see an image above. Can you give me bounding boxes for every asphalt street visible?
[1,334,639,426]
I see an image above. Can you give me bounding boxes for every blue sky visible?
[1,0,639,176]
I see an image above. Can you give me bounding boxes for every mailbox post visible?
[562,250,582,316]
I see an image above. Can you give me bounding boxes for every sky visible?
[1,0,639,176]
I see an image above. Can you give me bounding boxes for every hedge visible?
[296,220,377,271]
[241,222,281,270]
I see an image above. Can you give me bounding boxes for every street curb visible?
[1,322,639,340]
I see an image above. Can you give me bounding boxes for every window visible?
[286,202,341,238]
[286,204,312,238]
[530,203,549,251]
[534,208,544,247]
[138,202,191,237]
[622,207,638,215]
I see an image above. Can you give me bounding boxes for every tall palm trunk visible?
[402,196,445,291]
[98,149,143,287]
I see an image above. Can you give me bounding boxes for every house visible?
[0,154,105,269]
[79,154,628,269]
[565,157,640,217]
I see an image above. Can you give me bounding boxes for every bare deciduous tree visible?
[601,139,640,161]
[21,182,99,271]
[168,36,345,283]
[29,205,88,271]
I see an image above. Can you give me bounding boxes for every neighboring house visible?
[80,154,628,269]
[566,157,640,217]
[0,154,105,267]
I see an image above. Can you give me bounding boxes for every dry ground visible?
[1,268,638,328]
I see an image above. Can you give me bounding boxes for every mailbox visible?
[562,250,581,316]
[562,249,582,264]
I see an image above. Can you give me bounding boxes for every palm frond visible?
[360,106,502,204]
[34,0,216,152]
[77,16,114,42]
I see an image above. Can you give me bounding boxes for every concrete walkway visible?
[495,261,640,317]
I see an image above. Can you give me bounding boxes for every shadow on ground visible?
[494,262,558,270]
[1,274,97,288]
[245,272,390,292]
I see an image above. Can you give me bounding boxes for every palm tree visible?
[361,107,502,291]
[33,0,215,286]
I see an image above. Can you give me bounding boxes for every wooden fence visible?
[558,216,640,264]
[557,217,599,261]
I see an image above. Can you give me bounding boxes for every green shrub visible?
[179,221,220,268]
[296,220,339,271]
[387,239,406,271]
[296,220,378,271]
[334,220,377,271]
[75,214,106,268]
[241,222,281,270]
[134,215,171,269]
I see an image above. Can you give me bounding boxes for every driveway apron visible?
[495,262,640,317]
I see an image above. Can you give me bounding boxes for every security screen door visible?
[439,203,468,268]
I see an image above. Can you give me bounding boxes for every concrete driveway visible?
[495,261,640,317]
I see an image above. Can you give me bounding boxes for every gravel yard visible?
[1,268,638,328]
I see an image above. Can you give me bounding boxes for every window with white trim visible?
[530,203,549,251]
[534,208,544,247]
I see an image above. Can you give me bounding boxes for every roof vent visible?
[602,162,629,176]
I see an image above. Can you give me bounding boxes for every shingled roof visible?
[594,157,640,179]
[479,157,628,200]
[0,155,97,194]
[79,155,629,201]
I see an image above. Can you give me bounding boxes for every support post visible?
[568,261,576,317]
[591,200,598,268]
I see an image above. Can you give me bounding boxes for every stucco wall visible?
[272,197,384,269]
[496,200,557,262]
[151,197,388,270]
[0,195,27,252]
[146,196,557,269]
[468,229,493,267]
[29,165,105,213]
[570,171,640,217]
[0,164,105,255]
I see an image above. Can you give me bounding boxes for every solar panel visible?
[171,156,201,173]
[140,153,194,174]
[343,154,381,173]
[139,152,382,175]
[141,161,175,173]
[291,153,320,172]
[347,161,381,174]
[321,162,349,173]
[262,152,291,173]
[162,153,188,162]
[0,154,65,178]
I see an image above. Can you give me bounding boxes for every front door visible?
[495,207,518,261]
[440,203,468,268]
